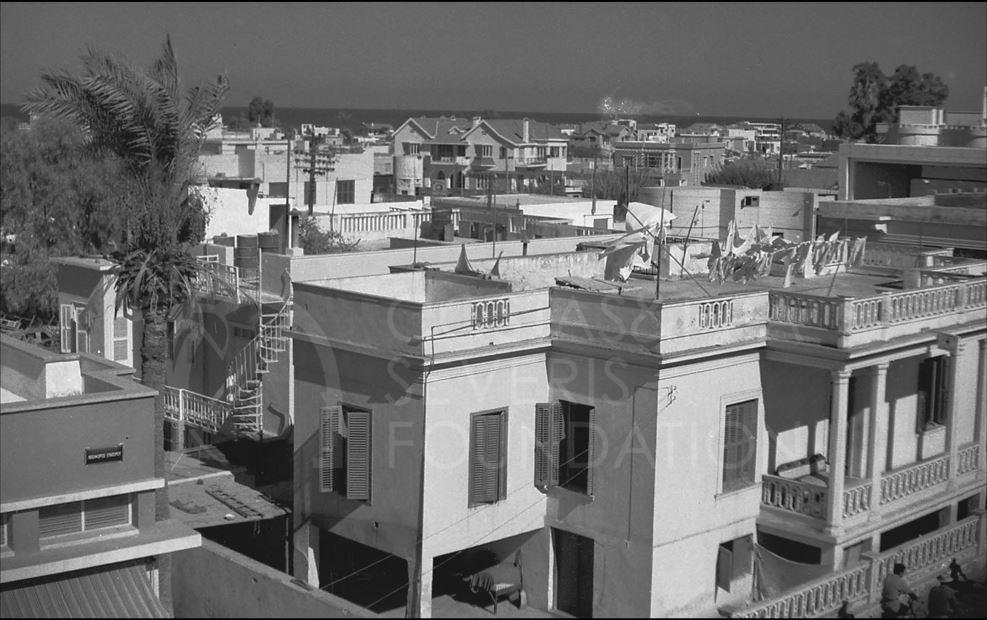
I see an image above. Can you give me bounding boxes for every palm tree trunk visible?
[139,304,173,610]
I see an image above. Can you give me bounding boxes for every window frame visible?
[467,408,509,507]
[717,392,760,497]
[535,401,595,497]
[335,179,356,205]
[918,355,950,430]
[38,494,133,544]
[319,403,372,502]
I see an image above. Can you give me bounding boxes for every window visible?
[499,147,507,159]
[476,144,492,158]
[268,182,287,198]
[741,196,760,208]
[0,513,8,549]
[59,304,90,354]
[918,356,949,429]
[319,405,372,501]
[39,495,131,540]
[403,142,420,155]
[336,180,355,204]
[722,400,757,493]
[534,401,595,495]
[113,316,129,363]
[550,147,560,158]
[468,410,507,506]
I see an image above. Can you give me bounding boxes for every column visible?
[867,362,890,521]
[945,339,967,490]
[406,554,433,618]
[977,340,987,480]
[825,369,852,535]
[292,522,320,587]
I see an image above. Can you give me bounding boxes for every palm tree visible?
[22,36,228,608]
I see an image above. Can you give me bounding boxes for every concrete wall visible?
[292,340,425,562]
[543,350,660,618]
[173,538,373,618]
[453,251,606,291]
[1,390,155,503]
[652,352,765,616]
[202,186,286,239]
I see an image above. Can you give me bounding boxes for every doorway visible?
[553,528,593,617]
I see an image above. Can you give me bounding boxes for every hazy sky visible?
[2,2,985,118]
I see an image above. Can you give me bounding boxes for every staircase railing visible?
[224,297,291,435]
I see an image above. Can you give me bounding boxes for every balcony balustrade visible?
[734,515,983,618]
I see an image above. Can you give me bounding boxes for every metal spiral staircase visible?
[225,300,290,434]
[163,260,293,442]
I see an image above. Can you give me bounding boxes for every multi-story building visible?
[392,116,568,196]
[612,139,726,186]
[286,219,987,617]
[636,123,677,143]
[0,335,201,615]
[745,122,782,155]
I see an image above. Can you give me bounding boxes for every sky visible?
[2,2,985,119]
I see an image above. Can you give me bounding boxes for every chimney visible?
[523,118,530,143]
[472,116,482,128]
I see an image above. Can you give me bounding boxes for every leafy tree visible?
[297,216,360,254]
[833,62,949,142]
[247,96,275,127]
[1,117,125,322]
[704,159,778,190]
[23,36,228,609]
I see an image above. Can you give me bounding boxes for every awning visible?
[0,563,169,618]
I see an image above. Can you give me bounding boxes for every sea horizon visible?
[0,102,835,133]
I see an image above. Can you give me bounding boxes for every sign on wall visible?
[85,444,124,465]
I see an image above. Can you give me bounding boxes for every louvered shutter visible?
[84,494,131,530]
[319,406,341,492]
[470,414,490,504]
[723,400,757,492]
[934,356,950,425]
[585,407,597,497]
[346,411,371,501]
[39,502,83,538]
[75,307,89,353]
[716,544,733,591]
[60,304,75,353]
[113,316,130,362]
[535,402,562,489]
[470,412,505,505]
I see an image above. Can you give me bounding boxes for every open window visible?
[319,405,372,501]
[535,401,595,496]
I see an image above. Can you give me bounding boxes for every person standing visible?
[881,563,918,618]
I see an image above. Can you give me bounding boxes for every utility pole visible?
[590,147,598,215]
[299,129,336,217]
[777,117,786,188]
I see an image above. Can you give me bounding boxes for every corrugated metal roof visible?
[0,563,169,618]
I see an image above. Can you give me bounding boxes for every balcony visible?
[733,515,984,618]
[427,155,470,166]
[761,445,982,526]
[768,277,986,347]
[514,157,547,168]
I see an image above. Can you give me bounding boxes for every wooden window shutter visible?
[319,406,341,492]
[585,407,597,496]
[723,400,757,492]
[84,494,131,530]
[470,414,500,504]
[716,544,733,591]
[934,356,950,425]
[113,316,130,362]
[346,411,372,501]
[75,306,90,354]
[60,304,75,353]
[535,402,562,489]
[498,411,507,501]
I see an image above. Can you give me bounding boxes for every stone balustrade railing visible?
[842,480,872,519]
[733,515,984,618]
[734,563,871,618]
[761,475,827,518]
[956,443,981,476]
[769,278,986,337]
[874,517,980,585]
[879,453,950,504]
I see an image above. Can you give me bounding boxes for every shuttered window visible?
[918,356,950,429]
[319,405,371,502]
[535,402,595,495]
[722,400,758,493]
[74,305,90,354]
[1,513,9,548]
[39,495,132,540]
[83,494,131,530]
[60,304,75,353]
[39,502,83,538]
[113,316,130,362]
[468,410,507,506]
